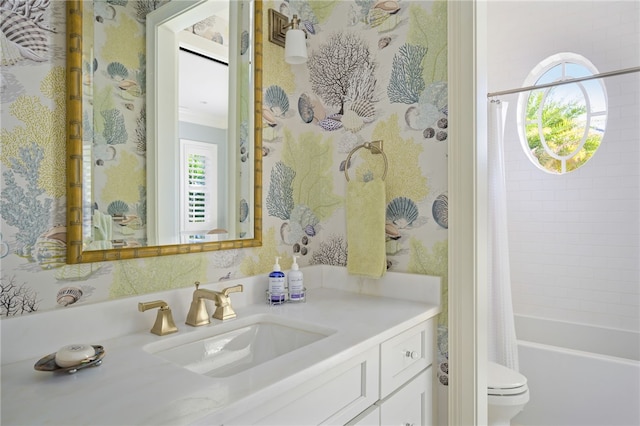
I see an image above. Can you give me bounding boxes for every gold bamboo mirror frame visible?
[66,0,263,264]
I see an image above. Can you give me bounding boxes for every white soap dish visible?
[34,345,105,374]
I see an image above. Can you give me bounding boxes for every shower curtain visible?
[487,100,519,371]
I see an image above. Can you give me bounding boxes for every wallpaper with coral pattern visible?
[1,0,448,387]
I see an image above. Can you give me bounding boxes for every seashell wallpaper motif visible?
[57,287,83,306]
[0,7,49,66]
[432,192,448,229]
[264,85,290,116]
[386,196,419,228]
[1,1,448,374]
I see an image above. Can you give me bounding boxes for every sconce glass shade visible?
[284,29,307,64]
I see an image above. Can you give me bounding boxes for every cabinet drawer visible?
[380,320,433,398]
[378,367,433,426]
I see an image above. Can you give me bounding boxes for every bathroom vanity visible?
[1,266,441,425]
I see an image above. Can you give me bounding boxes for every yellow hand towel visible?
[346,178,386,278]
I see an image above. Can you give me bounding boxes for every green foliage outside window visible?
[525,90,603,173]
[188,154,206,186]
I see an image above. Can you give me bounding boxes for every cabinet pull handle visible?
[403,423,414,426]
[404,350,419,359]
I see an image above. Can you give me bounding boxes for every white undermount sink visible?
[143,314,335,378]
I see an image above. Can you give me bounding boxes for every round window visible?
[516,53,607,174]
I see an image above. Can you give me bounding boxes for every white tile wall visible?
[488,1,640,332]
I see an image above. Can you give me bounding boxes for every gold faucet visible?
[138,300,178,336]
[185,282,244,326]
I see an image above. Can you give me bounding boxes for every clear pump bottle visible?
[268,257,286,304]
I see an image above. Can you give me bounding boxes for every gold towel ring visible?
[344,141,388,182]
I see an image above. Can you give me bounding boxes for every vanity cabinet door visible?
[378,367,432,426]
[380,319,433,398]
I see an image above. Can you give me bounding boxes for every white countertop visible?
[1,266,440,425]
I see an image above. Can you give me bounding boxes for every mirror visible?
[66,0,262,264]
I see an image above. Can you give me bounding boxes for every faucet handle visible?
[138,300,179,336]
[222,284,243,297]
[213,284,244,321]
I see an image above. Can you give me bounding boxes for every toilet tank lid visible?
[488,362,527,389]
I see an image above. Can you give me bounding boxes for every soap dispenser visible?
[288,255,305,302]
[268,257,286,304]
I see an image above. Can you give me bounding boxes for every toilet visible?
[487,361,530,426]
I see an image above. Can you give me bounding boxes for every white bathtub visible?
[513,315,640,426]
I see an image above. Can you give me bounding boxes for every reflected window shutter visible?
[187,153,209,224]
[180,139,218,237]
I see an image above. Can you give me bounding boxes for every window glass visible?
[517,53,607,174]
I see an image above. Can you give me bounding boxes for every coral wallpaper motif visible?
[1,0,448,385]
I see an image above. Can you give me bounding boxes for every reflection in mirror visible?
[66,0,262,264]
[178,14,231,245]
[148,0,254,246]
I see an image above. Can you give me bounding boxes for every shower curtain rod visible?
[487,66,640,98]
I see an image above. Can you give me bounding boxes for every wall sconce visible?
[268,9,308,65]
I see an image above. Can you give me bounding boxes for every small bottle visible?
[268,256,286,304]
[288,255,305,302]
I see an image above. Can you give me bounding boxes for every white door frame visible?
[448,1,488,424]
